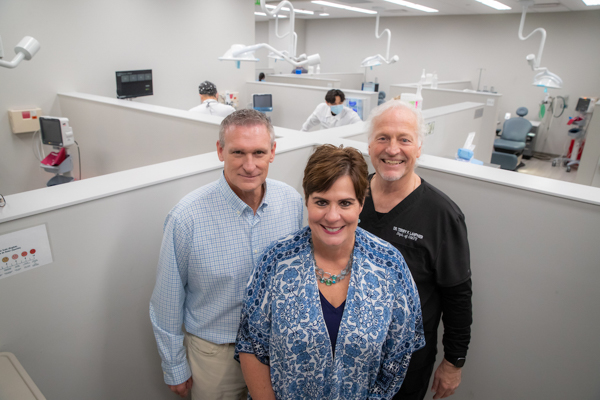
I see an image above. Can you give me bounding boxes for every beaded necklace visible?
[310,239,353,286]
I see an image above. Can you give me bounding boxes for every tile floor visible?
[517,154,579,183]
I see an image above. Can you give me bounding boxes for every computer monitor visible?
[253,94,273,112]
[40,117,74,148]
[116,69,153,99]
[361,82,379,92]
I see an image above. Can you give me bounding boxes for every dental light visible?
[360,14,399,68]
[0,36,41,69]
[518,0,563,89]
[221,0,321,68]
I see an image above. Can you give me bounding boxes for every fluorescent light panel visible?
[382,0,439,13]
[254,12,267,16]
[319,13,330,16]
[474,0,511,10]
[264,4,314,14]
[582,0,600,5]
[311,1,377,14]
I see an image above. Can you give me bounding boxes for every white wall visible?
[0,0,255,196]
[304,11,600,156]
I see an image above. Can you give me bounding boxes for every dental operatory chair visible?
[491,107,532,170]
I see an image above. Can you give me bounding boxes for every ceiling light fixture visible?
[474,0,511,10]
[254,12,267,16]
[582,0,600,5]
[264,4,314,14]
[311,1,377,15]
[517,0,562,88]
[382,0,439,13]
[319,12,330,16]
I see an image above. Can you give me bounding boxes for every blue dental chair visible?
[491,107,532,170]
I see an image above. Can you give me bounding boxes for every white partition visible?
[245,81,379,130]
[390,85,501,163]
[54,93,222,181]
[264,74,341,88]
[310,72,365,90]
[2,114,600,400]
[346,102,489,163]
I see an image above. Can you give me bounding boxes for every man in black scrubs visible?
[359,100,472,400]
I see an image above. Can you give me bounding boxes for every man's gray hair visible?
[366,99,426,145]
[219,109,275,147]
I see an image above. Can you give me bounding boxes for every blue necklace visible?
[310,240,353,286]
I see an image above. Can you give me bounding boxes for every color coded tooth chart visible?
[0,225,53,280]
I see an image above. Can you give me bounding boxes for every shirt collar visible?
[218,172,270,215]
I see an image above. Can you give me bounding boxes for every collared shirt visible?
[150,173,303,385]
[300,103,362,132]
[235,226,425,399]
[189,99,235,117]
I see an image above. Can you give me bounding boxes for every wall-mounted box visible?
[8,108,42,134]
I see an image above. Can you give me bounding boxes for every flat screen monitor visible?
[253,94,273,112]
[575,97,591,113]
[40,117,63,146]
[361,82,379,92]
[116,69,153,99]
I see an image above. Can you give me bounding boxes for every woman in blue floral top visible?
[235,144,425,399]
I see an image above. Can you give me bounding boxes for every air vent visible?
[530,2,562,8]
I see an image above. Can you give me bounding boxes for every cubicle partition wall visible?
[2,96,600,400]
[245,81,379,130]
[264,72,364,91]
[264,74,342,88]
[390,84,501,163]
[308,72,364,90]
[58,93,223,180]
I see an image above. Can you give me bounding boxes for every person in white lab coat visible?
[189,81,235,117]
[300,89,362,132]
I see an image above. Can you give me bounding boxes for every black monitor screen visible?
[40,117,63,146]
[575,98,590,112]
[116,69,153,99]
[253,94,272,108]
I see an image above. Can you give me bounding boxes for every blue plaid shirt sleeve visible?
[149,210,193,386]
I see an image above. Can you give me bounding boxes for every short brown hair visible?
[219,109,275,147]
[303,144,368,206]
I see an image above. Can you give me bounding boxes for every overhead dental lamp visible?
[518,0,562,89]
[360,14,399,68]
[0,36,41,69]
[220,0,320,69]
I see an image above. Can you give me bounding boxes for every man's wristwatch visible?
[446,356,466,368]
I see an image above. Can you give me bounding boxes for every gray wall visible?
[0,0,255,196]
[415,165,600,400]
[304,11,600,156]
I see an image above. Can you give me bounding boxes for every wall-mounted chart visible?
[0,225,53,280]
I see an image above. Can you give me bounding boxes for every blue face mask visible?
[330,104,344,115]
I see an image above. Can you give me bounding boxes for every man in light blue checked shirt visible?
[150,109,303,399]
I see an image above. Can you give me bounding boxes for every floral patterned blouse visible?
[235,226,425,400]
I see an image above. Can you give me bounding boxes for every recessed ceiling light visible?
[254,12,267,16]
[319,12,330,16]
[382,0,439,13]
[474,0,511,10]
[264,4,315,15]
[582,0,600,5]
[311,1,377,15]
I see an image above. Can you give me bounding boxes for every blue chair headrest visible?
[516,107,528,117]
